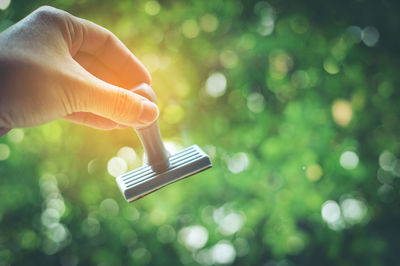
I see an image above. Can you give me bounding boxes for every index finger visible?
[71,16,151,87]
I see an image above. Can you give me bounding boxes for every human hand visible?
[0,6,159,133]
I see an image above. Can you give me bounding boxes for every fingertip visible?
[140,64,152,85]
[129,83,157,103]
[138,100,159,125]
[145,71,152,85]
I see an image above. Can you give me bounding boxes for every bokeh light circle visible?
[340,151,359,170]
[107,157,128,177]
[206,72,227,98]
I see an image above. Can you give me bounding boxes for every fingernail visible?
[138,100,159,124]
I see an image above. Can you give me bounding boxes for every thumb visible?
[73,75,159,128]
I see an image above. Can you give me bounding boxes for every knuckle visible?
[111,90,139,123]
[33,6,69,27]
[34,6,58,19]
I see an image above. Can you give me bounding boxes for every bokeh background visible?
[1,0,400,265]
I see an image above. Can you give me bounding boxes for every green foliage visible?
[1,0,400,265]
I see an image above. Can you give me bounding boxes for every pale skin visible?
[0,6,159,136]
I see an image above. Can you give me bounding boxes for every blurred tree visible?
[0,0,400,265]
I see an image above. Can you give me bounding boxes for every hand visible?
[0,6,159,133]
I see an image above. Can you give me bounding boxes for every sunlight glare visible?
[0,0,11,10]
[117,147,138,165]
[340,151,359,170]
[178,225,208,251]
[7,129,24,143]
[200,13,219,32]
[107,157,128,177]
[211,241,236,264]
[182,19,200,39]
[0,143,10,161]
[247,92,265,113]
[206,72,227,98]
[332,100,352,126]
[144,1,160,16]
[321,200,341,223]
[362,26,379,47]
[227,152,249,174]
